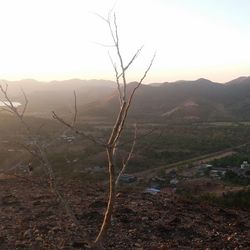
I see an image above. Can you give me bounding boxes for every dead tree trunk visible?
[94,147,116,245]
[52,11,155,248]
[93,12,155,247]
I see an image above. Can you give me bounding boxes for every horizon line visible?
[0,75,250,85]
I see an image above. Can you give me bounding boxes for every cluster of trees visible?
[129,124,250,168]
[212,148,250,168]
[222,171,250,186]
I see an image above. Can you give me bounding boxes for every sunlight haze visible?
[0,0,249,83]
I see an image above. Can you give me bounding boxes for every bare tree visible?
[93,12,155,247]
[53,11,155,248]
[0,83,78,225]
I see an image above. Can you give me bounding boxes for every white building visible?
[241,161,250,169]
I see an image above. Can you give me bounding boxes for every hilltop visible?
[0,175,249,249]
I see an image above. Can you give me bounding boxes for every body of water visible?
[0,101,21,107]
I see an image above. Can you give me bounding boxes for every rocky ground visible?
[0,175,250,249]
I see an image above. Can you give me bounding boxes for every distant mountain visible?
[226,76,250,85]
[149,82,164,87]
[0,79,116,116]
[80,76,250,121]
[2,76,250,121]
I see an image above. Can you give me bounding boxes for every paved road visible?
[134,144,248,178]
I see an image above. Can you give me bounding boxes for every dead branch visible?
[115,123,137,186]
[93,11,155,247]
[92,41,116,48]
[110,53,155,148]
[0,84,79,225]
[20,143,44,163]
[122,46,144,73]
[20,87,28,119]
[51,90,107,146]
[52,111,105,146]
[108,51,122,104]
[0,107,12,113]
[0,82,31,133]
[72,90,78,128]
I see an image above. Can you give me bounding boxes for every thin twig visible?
[52,111,105,146]
[72,91,77,128]
[123,46,144,72]
[115,123,137,186]
[0,107,12,113]
[91,41,116,48]
[113,13,127,101]
[20,87,28,119]
[108,51,122,104]
[112,52,156,147]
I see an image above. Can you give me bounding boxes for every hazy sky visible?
[0,0,249,83]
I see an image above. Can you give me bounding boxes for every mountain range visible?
[81,76,250,121]
[1,76,250,121]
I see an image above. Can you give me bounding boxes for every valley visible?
[1,1,250,248]
[1,77,250,249]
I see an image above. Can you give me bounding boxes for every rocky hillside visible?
[0,175,249,249]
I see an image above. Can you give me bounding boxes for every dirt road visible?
[134,148,238,178]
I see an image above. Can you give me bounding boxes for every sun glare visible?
[0,0,249,82]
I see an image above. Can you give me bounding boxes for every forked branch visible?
[0,83,28,120]
[52,111,104,146]
[93,11,155,248]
